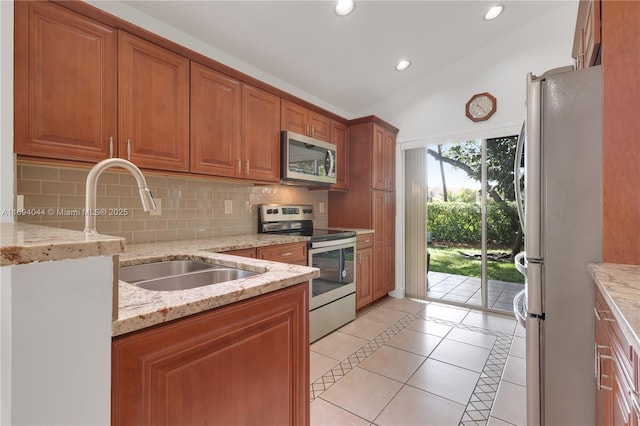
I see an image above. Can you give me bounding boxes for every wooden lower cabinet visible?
[595,284,640,426]
[112,284,309,426]
[355,234,374,310]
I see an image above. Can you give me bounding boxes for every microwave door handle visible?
[339,248,345,284]
[325,150,335,177]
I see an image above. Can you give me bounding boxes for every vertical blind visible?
[404,147,427,299]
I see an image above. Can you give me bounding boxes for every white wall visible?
[359,1,578,147]
[0,0,14,219]
[0,2,14,423]
[10,256,113,426]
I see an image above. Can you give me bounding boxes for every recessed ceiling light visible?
[335,0,355,16]
[484,5,504,21]
[395,59,411,72]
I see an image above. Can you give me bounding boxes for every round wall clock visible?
[465,92,497,122]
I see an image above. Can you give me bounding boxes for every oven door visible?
[308,241,356,310]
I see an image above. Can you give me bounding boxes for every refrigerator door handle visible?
[514,121,526,230]
[527,260,544,317]
[525,73,543,260]
[513,289,527,329]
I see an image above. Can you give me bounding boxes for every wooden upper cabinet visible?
[331,121,349,190]
[242,84,281,182]
[118,31,190,172]
[372,123,396,191]
[281,99,331,142]
[14,1,117,162]
[190,62,242,177]
[573,0,602,69]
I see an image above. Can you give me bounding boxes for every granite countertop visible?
[0,222,124,266]
[114,234,318,336]
[590,263,640,353]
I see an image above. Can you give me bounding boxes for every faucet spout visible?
[84,158,157,234]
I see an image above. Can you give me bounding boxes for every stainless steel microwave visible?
[281,131,337,185]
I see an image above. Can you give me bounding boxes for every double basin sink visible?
[120,260,256,291]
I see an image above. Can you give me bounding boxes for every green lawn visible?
[429,246,525,284]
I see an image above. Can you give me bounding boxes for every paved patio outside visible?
[427,271,524,312]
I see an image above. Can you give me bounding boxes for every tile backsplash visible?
[16,162,329,244]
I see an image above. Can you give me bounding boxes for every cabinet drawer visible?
[357,234,374,249]
[596,287,635,383]
[257,242,307,264]
[222,248,256,258]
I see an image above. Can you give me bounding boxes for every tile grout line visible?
[310,307,515,426]
[310,313,418,402]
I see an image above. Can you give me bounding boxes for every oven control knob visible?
[266,209,273,214]
[342,270,347,278]
[274,209,279,214]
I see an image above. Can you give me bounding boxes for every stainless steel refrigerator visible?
[513,65,602,426]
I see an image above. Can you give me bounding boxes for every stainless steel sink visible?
[135,268,256,291]
[119,260,215,283]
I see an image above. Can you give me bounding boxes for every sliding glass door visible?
[424,136,523,312]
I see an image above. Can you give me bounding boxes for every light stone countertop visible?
[590,263,640,354]
[114,234,318,336]
[0,222,124,266]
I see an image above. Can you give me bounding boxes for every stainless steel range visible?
[258,204,356,342]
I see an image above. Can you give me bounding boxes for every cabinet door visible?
[372,124,387,190]
[281,100,331,142]
[356,246,374,309]
[14,1,117,162]
[373,191,395,299]
[281,99,308,136]
[308,111,331,142]
[241,84,280,182]
[372,124,396,191]
[331,121,349,190]
[190,62,241,177]
[383,129,396,190]
[383,192,396,294]
[118,31,190,172]
[112,284,309,425]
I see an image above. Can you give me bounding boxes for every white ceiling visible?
[123,1,574,117]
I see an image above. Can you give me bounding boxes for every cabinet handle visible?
[594,308,616,322]
[631,391,640,416]
[305,123,309,136]
[238,159,242,175]
[311,125,315,137]
[280,252,293,257]
[109,137,113,158]
[127,139,131,160]
[246,160,250,176]
[358,253,361,264]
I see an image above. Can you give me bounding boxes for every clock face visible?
[466,93,497,122]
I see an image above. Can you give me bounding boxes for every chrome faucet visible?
[84,158,156,234]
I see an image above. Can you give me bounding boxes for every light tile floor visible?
[427,271,525,312]
[310,298,526,426]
